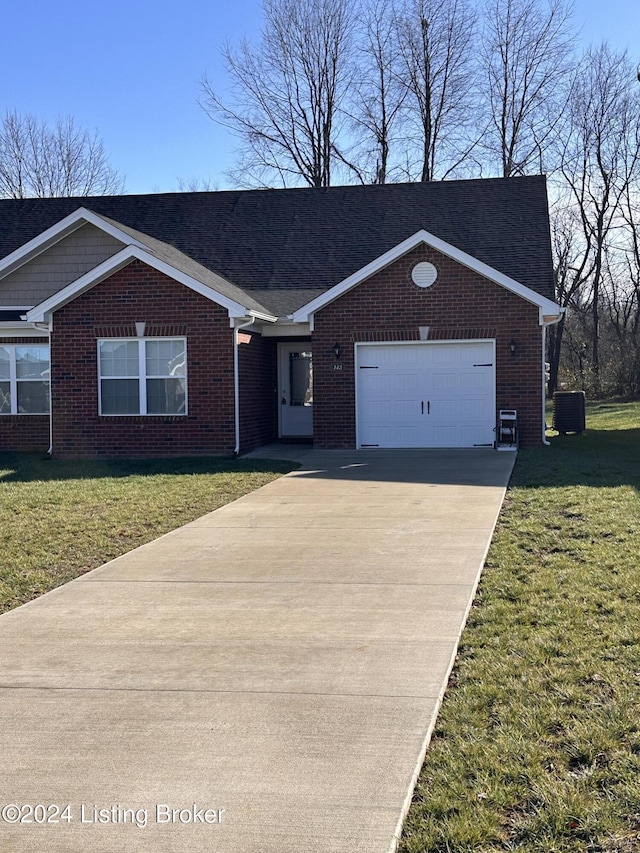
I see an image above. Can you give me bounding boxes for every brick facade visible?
[4,248,547,458]
[50,260,236,458]
[312,244,544,449]
[0,415,49,452]
[238,330,277,453]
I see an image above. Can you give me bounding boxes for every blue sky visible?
[1,0,638,195]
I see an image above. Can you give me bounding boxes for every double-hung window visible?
[98,338,187,415]
[0,345,50,414]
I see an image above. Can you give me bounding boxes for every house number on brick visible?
[332,363,344,371]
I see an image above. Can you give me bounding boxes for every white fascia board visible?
[0,207,146,281]
[230,312,279,328]
[291,229,561,323]
[247,310,279,323]
[26,246,263,322]
[0,322,50,337]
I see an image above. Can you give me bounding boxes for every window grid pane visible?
[17,381,49,414]
[99,341,139,377]
[0,347,10,381]
[16,346,49,379]
[146,378,187,415]
[145,340,186,377]
[0,381,10,414]
[101,379,140,415]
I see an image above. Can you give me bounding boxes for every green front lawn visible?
[3,406,640,850]
[0,454,295,614]
[400,401,640,852]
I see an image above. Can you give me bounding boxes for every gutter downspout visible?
[233,316,256,457]
[34,321,53,456]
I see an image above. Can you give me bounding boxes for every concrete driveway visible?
[0,448,514,853]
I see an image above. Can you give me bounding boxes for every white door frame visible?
[277,342,313,437]
[354,339,496,449]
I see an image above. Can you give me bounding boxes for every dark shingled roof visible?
[91,214,275,316]
[0,176,555,315]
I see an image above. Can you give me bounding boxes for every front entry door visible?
[278,344,313,437]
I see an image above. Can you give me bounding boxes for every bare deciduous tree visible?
[559,43,640,386]
[176,176,219,192]
[341,0,407,184]
[0,112,124,198]
[480,0,575,177]
[200,0,355,188]
[546,204,592,394]
[394,0,479,181]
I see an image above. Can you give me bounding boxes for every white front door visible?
[356,341,495,448]
[278,344,313,437]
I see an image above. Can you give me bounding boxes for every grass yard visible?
[400,400,640,852]
[0,453,296,614]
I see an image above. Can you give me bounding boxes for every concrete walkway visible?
[0,448,514,853]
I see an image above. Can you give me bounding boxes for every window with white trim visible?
[98,338,187,415]
[0,345,50,414]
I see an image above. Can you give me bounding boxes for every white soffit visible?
[0,323,49,337]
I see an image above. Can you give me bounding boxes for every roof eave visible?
[25,246,267,323]
[291,229,559,323]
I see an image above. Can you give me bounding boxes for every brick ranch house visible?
[0,176,562,458]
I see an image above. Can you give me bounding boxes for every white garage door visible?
[356,341,496,448]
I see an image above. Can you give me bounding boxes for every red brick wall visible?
[0,336,50,452]
[238,335,318,451]
[238,330,277,452]
[51,260,236,458]
[0,416,49,452]
[312,244,544,448]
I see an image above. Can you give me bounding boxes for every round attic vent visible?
[411,261,438,288]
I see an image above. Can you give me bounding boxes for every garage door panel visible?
[364,346,420,368]
[356,342,495,449]
[385,373,420,393]
[432,398,493,422]
[432,425,458,446]
[431,370,454,392]
[431,368,489,394]
[464,397,493,419]
[461,424,493,445]
[459,369,487,393]
[433,398,457,418]
[466,343,493,362]
[362,398,418,421]
[361,424,422,448]
[361,372,420,394]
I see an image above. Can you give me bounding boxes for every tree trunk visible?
[547,316,565,396]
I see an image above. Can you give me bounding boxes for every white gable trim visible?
[0,208,146,281]
[291,229,562,324]
[26,246,277,323]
